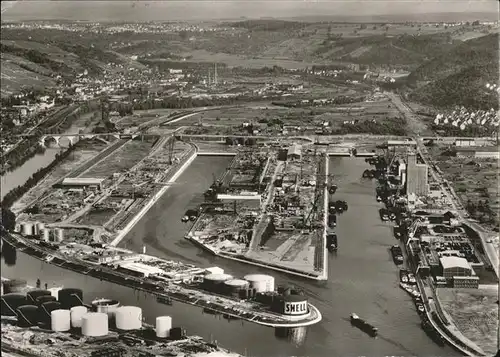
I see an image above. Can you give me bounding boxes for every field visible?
[76,207,119,227]
[428,146,499,230]
[11,140,109,214]
[79,139,156,178]
[114,109,180,130]
[1,60,55,97]
[438,287,498,355]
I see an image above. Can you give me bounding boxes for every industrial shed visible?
[455,146,500,159]
[60,177,105,190]
[287,145,302,160]
[440,256,472,279]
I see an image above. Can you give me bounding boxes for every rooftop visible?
[439,256,471,271]
[61,177,105,185]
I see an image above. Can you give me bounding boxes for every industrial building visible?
[455,146,500,159]
[406,152,429,196]
[287,145,302,160]
[386,139,417,148]
[59,177,105,190]
[439,256,479,288]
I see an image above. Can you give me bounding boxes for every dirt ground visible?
[438,287,499,355]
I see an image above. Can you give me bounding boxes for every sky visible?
[1,0,498,22]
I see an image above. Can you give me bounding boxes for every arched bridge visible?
[17,133,157,148]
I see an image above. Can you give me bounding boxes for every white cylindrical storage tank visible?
[21,222,33,236]
[14,224,21,233]
[70,305,88,328]
[55,228,64,242]
[49,287,62,300]
[33,221,39,235]
[244,274,275,293]
[115,306,142,330]
[40,228,50,242]
[51,309,71,332]
[155,316,172,338]
[82,313,109,337]
[36,222,45,236]
[92,298,120,318]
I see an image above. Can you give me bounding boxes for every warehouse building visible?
[455,146,500,159]
[439,256,479,288]
[287,145,302,161]
[406,153,429,196]
[59,177,105,191]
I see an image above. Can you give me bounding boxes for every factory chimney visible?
[214,63,218,85]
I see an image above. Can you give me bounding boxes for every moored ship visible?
[350,313,378,337]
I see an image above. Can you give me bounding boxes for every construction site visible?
[14,133,194,245]
[186,144,329,280]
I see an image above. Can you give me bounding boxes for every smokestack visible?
[214,63,218,85]
[208,68,211,85]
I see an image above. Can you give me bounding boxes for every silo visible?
[82,313,109,337]
[35,222,45,236]
[155,316,172,338]
[40,228,50,242]
[115,306,142,331]
[91,298,120,319]
[51,309,71,332]
[55,228,64,242]
[33,221,40,236]
[1,293,28,316]
[202,273,233,293]
[223,279,250,298]
[38,301,62,328]
[58,288,83,309]
[21,222,33,236]
[27,290,51,304]
[14,224,21,233]
[36,295,57,306]
[16,305,39,327]
[3,279,27,294]
[70,305,88,328]
[244,274,275,293]
[49,287,62,300]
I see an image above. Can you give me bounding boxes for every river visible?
[1,154,457,356]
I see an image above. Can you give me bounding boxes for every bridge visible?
[17,132,157,148]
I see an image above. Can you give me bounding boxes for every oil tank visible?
[16,305,39,327]
[1,293,28,316]
[33,221,39,236]
[58,288,83,309]
[40,228,50,242]
[51,309,71,332]
[55,228,64,242]
[202,273,233,293]
[70,305,88,328]
[49,287,62,299]
[3,279,27,294]
[155,316,172,338]
[36,295,57,306]
[14,224,21,233]
[27,290,52,304]
[21,222,33,236]
[91,298,120,318]
[244,274,275,293]
[35,222,45,236]
[82,313,108,337]
[38,301,62,328]
[223,279,250,297]
[275,294,309,317]
[115,306,142,331]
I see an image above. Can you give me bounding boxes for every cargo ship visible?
[326,229,337,252]
[350,313,378,337]
[390,245,404,264]
[2,231,322,328]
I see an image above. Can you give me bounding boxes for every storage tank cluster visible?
[92,298,120,319]
[273,294,309,317]
[115,306,143,330]
[244,274,275,293]
[202,273,233,293]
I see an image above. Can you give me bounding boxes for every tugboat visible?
[350,313,378,337]
[327,231,338,252]
[329,184,338,195]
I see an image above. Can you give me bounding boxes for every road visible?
[389,91,499,280]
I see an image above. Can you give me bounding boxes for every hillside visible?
[408,34,499,110]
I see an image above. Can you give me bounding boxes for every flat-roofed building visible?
[60,177,105,190]
[455,146,500,159]
[387,139,417,148]
[406,153,428,196]
[440,256,472,279]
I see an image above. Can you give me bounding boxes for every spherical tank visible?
[115,306,142,330]
[91,298,120,318]
[16,305,39,327]
[58,288,83,309]
[38,301,62,327]
[51,309,71,332]
[223,279,250,297]
[1,294,28,316]
[244,274,275,293]
[40,228,50,242]
[36,295,57,306]
[55,228,64,242]
[3,279,27,294]
[21,222,33,236]
[82,313,109,337]
[49,287,62,300]
[70,305,88,328]
[202,273,233,293]
[27,290,52,304]
[155,316,172,338]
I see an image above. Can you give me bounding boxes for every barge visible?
[2,231,322,328]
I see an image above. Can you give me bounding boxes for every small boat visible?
[350,313,378,337]
[402,276,408,283]
[408,274,416,285]
[181,216,189,223]
[417,304,425,314]
[329,185,338,195]
[157,296,173,305]
[376,196,382,202]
